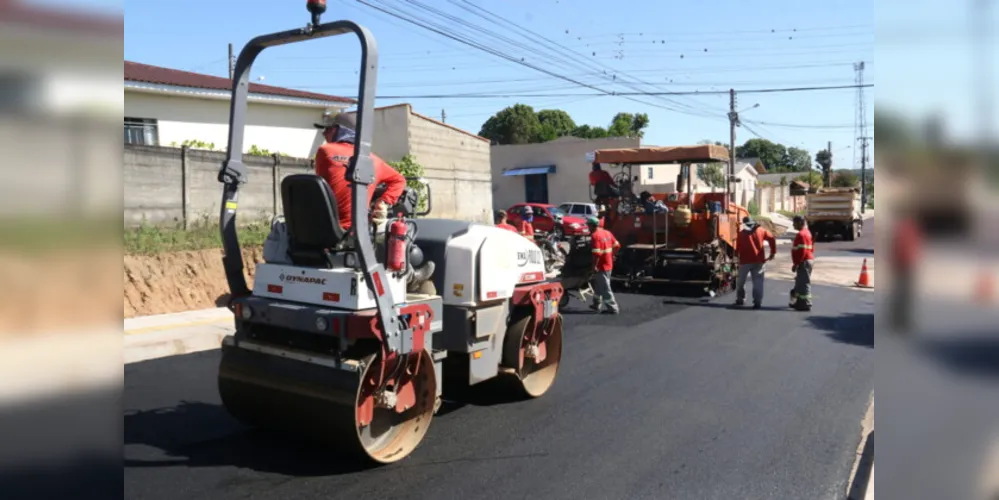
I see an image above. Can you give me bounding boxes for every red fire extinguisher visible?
[387,213,408,272]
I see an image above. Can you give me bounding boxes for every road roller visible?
[213,2,564,464]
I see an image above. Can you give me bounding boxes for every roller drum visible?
[218,340,437,464]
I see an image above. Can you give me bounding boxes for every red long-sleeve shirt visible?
[314,141,406,231]
[792,227,815,265]
[590,227,621,272]
[496,222,518,233]
[737,226,777,265]
[589,170,614,187]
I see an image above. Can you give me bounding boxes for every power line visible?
[369,83,873,99]
[742,119,856,130]
[354,0,724,118]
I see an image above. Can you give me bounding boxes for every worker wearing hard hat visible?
[313,112,406,230]
[587,216,621,314]
[494,210,518,233]
[735,216,777,309]
[518,206,536,241]
[788,215,814,311]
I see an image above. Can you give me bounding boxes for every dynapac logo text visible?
[280,274,327,285]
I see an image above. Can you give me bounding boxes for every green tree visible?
[736,138,787,172]
[388,154,429,213]
[831,170,859,188]
[536,109,576,139]
[796,170,824,189]
[782,147,812,172]
[571,124,609,139]
[607,112,650,138]
[696,163,726,191]
[478,104,542,145]
[815,149,833,185]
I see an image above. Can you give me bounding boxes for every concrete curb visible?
[124,307,234,364]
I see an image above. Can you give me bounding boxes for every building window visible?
[647,166,654,180]
[124,117,159,146]
[524,174,549,204]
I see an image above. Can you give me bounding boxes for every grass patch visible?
[0,215,121,253]
[777,209,805,219]
[125,219,270,255]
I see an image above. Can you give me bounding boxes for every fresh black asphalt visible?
[120,273,874,499]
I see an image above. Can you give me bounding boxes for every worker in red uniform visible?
[494,210,518,232]
[589,164,619,206]
[890,209,921,332]
[314,112,434,290]
[788,215,815,311]
[313,112,406,232]
[518,206,536,241]
[735,216,777,309]
[587,216,621,314]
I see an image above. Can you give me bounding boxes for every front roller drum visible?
[218,341,437,464]
[503,313,564,398]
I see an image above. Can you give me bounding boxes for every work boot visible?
[793,299,812,312]
[734,299,745,307]
[753,303,762,310]
[409,260,435,284]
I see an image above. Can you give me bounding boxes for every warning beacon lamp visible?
[306,0,327,26]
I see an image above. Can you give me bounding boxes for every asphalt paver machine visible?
[214,0,564,464]
[591,145,748,294]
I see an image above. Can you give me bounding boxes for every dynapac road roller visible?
[214,1,564,464]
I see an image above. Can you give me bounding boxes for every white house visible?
[637,157,765,207]
[124,61,355,158]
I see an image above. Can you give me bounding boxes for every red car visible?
[506,203,590,237]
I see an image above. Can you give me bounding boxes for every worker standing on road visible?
[494,210,518,233]
[313,112,406,231]
[518,206,536,241]
[587,217,621,314]
[788,215,815,311]
[890,209,921,333]
[735,216,777,309]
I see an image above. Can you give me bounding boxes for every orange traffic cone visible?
[855,258,872,288]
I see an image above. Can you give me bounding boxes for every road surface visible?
[119,223,876,500]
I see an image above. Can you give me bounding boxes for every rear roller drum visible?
[503,313,563,398]
[218,343,437,464]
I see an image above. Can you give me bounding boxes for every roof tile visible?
[124,61,355,104]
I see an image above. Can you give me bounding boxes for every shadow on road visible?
[807,312,874,348]
[916,334,999,379]
[124,401,375,477]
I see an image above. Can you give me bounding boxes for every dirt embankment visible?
[124,247,263,318]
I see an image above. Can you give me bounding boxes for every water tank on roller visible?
[674,205,692,227]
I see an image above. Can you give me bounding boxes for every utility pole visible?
[228,43,235,80]
[727,88,738,209]
[441,109,446,124]
[825,140,832,188]
[859,136,872,211]
[854,61,869,212]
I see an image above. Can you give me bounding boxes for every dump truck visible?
[214,1,565,464]
[806,187,863,241]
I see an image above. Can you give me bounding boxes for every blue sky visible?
[123,0,876,167]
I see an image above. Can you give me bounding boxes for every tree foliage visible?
[571,124,609,139]
[607,112,650,138]
[815,148,833,184]
[537,109,576,138]
[782,147,812,172]
[736,138,787,172]
[478,104,541,145]
[478,105,649,144]
[388,154,428,212]
[696,163,726,190]
[796,170,824,188]
[831,170,859,188]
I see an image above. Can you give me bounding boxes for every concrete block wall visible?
[490,136,639,210]
[347,104,494,224]
[406,111,492,224]
[124,144,312,227]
